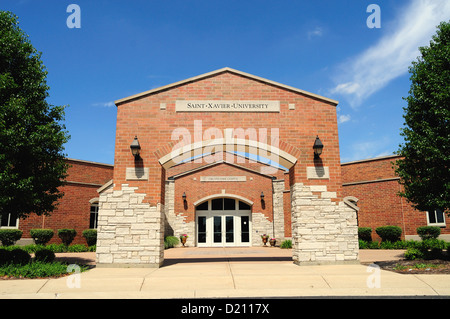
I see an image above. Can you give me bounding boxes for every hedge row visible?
[0,229,97,247]
[358,225,443,242]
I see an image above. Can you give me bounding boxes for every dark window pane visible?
[224,198,235,210]
[226,216,234,242]
[1,213,9,227]
[89,213,96,229]
[214,216,222,243]
[436,209,445,223]
[196,201,208,210]
[212,199,223,210]
[198,216,206,243]
[239,201,251,210]
[428,211,436,224]
[241,216,249,242]
[8,213,17,227]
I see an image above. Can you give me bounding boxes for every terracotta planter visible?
[181,237,187,247]
[269,239,276,247]
[262,237,268,246]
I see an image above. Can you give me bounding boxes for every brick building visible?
[2,68,445,267]
[1,159,114,245]
[342,155,449,241]
[94,67,360,267]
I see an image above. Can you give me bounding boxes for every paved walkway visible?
[1,248,449,299]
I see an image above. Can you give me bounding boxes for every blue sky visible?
[2,0,450,165]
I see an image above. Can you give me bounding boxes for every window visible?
[90,204,99,229]
[427,209,446,227]
[0,212,18,228]
[196,201,208,210]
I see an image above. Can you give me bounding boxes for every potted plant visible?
[179,234,188,247]
[261,234,269,246]
[269,238,277,247]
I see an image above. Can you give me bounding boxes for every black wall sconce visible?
[130,136,141,159]
[313,135,324,159]
[182,192,187,209]
[260,191,265,209]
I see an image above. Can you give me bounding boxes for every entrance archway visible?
[195,197,252,247]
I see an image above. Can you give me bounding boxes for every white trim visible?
[159,138,297,170]
[426,209,446,227]
[97,180,113,194]
[196,198,252,247]
[115,67,338,106]
[193,193,254,207]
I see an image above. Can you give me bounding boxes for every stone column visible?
[291,183,359,265]
[272,179,285,243]
[96,183,165,267]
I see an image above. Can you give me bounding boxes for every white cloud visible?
[341,137,393,162]
[92,101,115,107]
[307,27,323,39]
[338,114,351,124]
[331,0,450,108]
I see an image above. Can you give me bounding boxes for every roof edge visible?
[114,67,338,106]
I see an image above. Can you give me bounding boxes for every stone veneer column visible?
[272,179,285,243]
[291,183,359,265]
[96,183,164,267]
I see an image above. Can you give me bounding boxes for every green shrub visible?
[45,243,68,253]
[0,229,23,246]
[34,249,55,262]
[67,244,88,252]
[375,226,402,242]
[10,248,31,265]
[82,229,97,246]
[358,227,372,242]
[164,236,180,249]
[416,226,441,240]
[0,249,13,265]
[57,229,77,246]
[0,261,88,279]
[30,229,54,245]
[404,248,424,260]
[280,239,292,249]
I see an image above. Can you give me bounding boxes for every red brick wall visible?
[19,159,113,245]
[172,162,274,223]
[342,156,449,240]
[113,70,343,207]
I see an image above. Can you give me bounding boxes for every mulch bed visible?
[373,259,450,274]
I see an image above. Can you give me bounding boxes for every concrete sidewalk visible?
[1,248,449,299]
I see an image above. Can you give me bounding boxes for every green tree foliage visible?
[395,21,450,215]
[0,12,70,220]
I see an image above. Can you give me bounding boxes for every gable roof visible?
[114,67,338,106]
[167,160,282,180]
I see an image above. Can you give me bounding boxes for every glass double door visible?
[196,198,251,247]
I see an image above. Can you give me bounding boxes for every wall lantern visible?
[182,192,187,202]
[130,136,141,158]
[260,192,265,201]
[313,136,324,159]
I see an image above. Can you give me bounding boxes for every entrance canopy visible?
[159,138,298,171]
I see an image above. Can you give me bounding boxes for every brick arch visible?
[155,137,301,171]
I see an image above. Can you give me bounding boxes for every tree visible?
[0,12,70,221]
[395,21,450,215]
